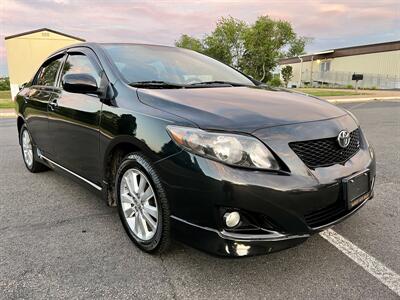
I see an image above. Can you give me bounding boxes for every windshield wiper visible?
[189,81,250,87]
[129,81,185,89]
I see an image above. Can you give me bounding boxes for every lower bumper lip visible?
[171,215,310,242]
[219,230,309,242]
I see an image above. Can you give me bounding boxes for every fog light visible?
[224,211,241,228]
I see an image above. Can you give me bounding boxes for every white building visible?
[279,41,400,89]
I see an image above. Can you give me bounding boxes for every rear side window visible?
[36,56,64,86]
[60,53,102,86]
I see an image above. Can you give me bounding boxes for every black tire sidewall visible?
[116,153,169,253]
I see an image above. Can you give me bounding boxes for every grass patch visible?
[295,88,364,97]
[0,90,14,109]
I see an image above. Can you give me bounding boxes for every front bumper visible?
[155,117,376,257]
[169,192,373,257]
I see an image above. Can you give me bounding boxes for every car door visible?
[47,48,103,185]
[25,54,65,156]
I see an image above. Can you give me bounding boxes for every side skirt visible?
[39,152,103,191]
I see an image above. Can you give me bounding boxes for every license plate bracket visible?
[343,170,370,209]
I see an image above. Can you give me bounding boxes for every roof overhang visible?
[279,40,400,65]
[5,28,85,42]
[312,50,334,55]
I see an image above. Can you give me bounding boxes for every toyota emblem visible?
[337,130,351,148]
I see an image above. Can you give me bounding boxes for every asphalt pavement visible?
[1,101,399,299]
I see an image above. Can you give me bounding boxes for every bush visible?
[345,84,353,89]
[0,78,10,91]
[268,76,282,87]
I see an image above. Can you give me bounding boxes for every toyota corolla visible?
[15,43,375,256]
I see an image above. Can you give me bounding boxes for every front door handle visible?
[48,100,58,110]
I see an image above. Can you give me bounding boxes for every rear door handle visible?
[48,100,58,110]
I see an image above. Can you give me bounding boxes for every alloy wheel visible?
[22,129,33,168]
[120,168,158,241]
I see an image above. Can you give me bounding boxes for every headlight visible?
[166,125,280,170]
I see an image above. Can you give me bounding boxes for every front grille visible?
[289,129,360,169]
[304,201,346,228]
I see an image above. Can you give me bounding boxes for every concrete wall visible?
[5,30,83,99]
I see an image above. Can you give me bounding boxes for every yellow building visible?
[5,28,85,99]
[279,41,400,89]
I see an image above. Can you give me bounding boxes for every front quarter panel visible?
[99,82,196,180]
[99,105,182,162]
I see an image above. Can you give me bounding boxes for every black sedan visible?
[15,43,375,257]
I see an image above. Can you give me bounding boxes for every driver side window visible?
[60,53,102,87]
[35,56,64,86]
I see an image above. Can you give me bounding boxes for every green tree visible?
[175,15,311,83]
[175,34,204,53]
[281,65,293,87]
[241,16,300,82]
[287,36,313,57]
[203,16,248,68]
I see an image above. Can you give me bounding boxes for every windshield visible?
[102,44,255,87]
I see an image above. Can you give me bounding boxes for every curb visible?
[0,113,16,118]
[326,96,400,104]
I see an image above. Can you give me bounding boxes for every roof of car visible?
[73,42,178,49]
[50,42,179,55]
[99,42,176,47]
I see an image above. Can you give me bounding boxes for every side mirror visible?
[62,73,98,94]
[19,83,27,91]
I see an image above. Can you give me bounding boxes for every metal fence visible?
[297,71,400,89]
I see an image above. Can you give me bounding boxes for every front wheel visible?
[115,153,170,254]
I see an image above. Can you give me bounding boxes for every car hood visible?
[137,86,347,133]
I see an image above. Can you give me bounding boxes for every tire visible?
[19,124,48,173]
[115,153,170,254]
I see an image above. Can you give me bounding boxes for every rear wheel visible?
[20,124,48,173]
[116,153,170,253]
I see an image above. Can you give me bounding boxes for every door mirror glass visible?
[62,73,98,94]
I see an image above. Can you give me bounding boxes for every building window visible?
[320,61,331,72]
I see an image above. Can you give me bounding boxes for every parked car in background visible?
[15,43,376,256]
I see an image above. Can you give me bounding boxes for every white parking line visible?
[320,229,400,296]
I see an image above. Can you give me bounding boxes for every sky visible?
[0,0,399,76]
